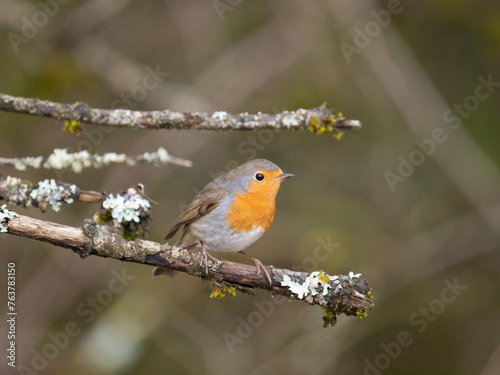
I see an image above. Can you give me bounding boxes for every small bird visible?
[153,159,293,285]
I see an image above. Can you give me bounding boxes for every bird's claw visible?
[199,241,219,275]
[253,259,273,287]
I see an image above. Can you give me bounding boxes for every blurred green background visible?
[1,1,500,374]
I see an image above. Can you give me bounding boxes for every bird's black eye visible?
[255,173,265,181]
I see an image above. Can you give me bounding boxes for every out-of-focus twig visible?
[0,147,192,172]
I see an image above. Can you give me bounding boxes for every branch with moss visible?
[0,93,361,136]
[0,206,374,326]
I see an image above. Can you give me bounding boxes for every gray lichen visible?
[1,93,362,132]
[0,176,78,212]
[31,179,77,211]
[279,270,364,327]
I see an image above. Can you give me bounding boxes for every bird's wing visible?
[165,183,227,240]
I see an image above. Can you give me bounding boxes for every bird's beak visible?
[274,172,294,181]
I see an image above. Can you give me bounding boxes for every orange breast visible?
[225,172,283,232]
[226,191,276,232]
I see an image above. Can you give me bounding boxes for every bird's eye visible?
[255,173,265,181]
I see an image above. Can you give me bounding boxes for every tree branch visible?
[0,207,374,326]
[0,93,361,135]
[0,175,105,211]
[0,147,192,172]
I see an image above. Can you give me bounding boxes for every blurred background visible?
[1,0,499,374]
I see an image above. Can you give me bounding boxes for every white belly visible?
[201,225,264,253]
[182,204,266,253]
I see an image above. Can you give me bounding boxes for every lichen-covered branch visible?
[0,147,192,172]
[0,93,361,136]
[0,176,104,211]
[0,207,374,326]
[0,176,153,241]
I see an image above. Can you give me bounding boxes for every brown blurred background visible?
[1,1,500,374]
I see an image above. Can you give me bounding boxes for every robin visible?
[153,159,293,285]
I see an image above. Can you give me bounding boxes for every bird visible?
[152,159,293,285]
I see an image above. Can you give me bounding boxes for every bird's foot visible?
[199,241,219,274]
[238,251,273,287]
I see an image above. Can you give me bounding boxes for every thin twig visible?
[0,147,192,172]
[0,93,361,135]
[0,208,374,326]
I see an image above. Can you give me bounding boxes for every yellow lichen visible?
[318,270,330,283]
[333,131,344,140]
[63,119,83,135]
[356,310,367,319]
[307,114,320,133]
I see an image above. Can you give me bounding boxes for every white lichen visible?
[280,271,363,300]
[30,179,77,211]
[349,120,362,128]
[102,193,151,227]
[0,204,18,232]
[3,148,190,173]
[42,147,189,172]
[212,111,228,121]
[281,271,331,299]
[156,147,169,162]
[13,156,44,171]
[140,147,170,166]
[281,110,305,128]
[103,152,126,165]
[43,148,92,172]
